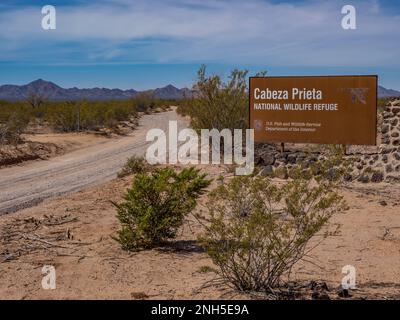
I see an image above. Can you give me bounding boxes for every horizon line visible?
[0,78,190,91]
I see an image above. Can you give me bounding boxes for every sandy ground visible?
[0,163,399,300]
[0,110,186,214]
[0,131,113,169]
[25,132,111,154]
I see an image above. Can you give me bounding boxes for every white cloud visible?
[0,0,398,66]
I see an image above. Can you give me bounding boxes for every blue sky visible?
[0,0,399,90]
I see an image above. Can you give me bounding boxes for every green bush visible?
[0,96,177,136]
[132,92,157,113]
[377,97,390,112]
[0,102,31,145]
[198,171,346,294]
[45,102,78,132]
[114,167,211,250]
[44,100,137,132]
[117,155,152,178]
[179,66,266,131]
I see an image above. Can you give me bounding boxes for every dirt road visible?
[0,110,187,215]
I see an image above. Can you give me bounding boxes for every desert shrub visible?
[198,171,346,294]
[132,94,178,114]
[309,146,354,182]
[132,92,157,113]
[0,95,174,137]
[114,167,211,250]
[176,98,192,117]
[0,103,31,145]
[26,91,48,109]
[181,66,266,131]
[44,100,137,132]
[276,146,353,183]
[377,97,391,112]
[45,102,78,132]
[117,155,152,178]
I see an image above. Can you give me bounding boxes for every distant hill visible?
[1,79,398,102]
[0,79,190,101]
[378,85,400,98]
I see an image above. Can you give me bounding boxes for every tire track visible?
[0,110,186,215]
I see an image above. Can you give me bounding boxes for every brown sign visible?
[249,76,377,145]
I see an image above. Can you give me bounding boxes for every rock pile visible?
[255,99,400,183]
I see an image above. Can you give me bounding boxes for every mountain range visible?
[0,79,399,101]
[0,79,191,101]
[377,85,400,98]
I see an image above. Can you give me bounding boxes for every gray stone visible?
[371,172,384,183]
[381,124,389,134]
[383,112,393,119]
[358,175,370,183]
[287,153,297,164]
[326,168,340,181]
[391,131,400,138]
[281,152,290,159]
[382,155,388,163]
[337,289,351,298]
[261,153,276,166]
[390,118,399,127]
[381,135,390,144]
[394,153,400,161]
[386,175,400,183]
[392,107,400,115]
[255,155,263,165]
[303,158,317,168]
[344,173,353,182]
[386,164,394,173]
[260,165,274,176]
[275,153,288,161]
[393,140,400,146]
[381,146,394,154]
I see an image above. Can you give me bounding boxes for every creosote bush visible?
[289,146,354,183]
[114,167,211,251]
[117,155,153,178]
[0,95,178,139]
[43,100,137,132]
[198,168,346,294]
[177,66,266,131]
[0,103,30,145]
